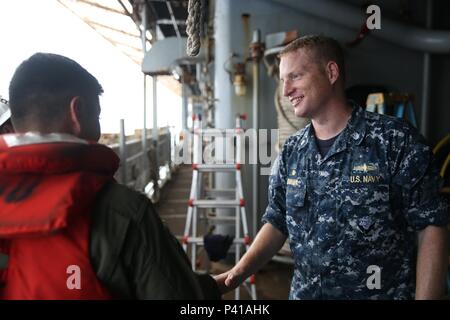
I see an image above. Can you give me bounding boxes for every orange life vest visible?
[0,133,119,299]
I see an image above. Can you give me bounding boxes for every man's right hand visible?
[214,269,244,294]
[213,224,287,295]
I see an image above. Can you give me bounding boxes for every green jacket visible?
[90,182,220,299]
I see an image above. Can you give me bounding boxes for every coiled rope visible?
[186,0,201,56]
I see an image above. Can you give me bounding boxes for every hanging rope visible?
[186,0,201,56]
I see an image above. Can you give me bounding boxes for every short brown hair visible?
[279,35,345,82]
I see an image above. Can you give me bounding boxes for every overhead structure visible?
[142,37,188,75]
[270,0,450,53]
[57,0,148,65]
[57,0,196,62]
[58,0,199,94]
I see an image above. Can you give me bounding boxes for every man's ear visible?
[69,96,82,136]
[325,61,340,85]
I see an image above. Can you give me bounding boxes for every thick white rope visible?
[186,0,201,56]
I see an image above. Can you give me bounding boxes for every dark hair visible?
[279,35,345,83]
[9,53,103,131]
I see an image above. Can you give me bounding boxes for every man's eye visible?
[291,74,301,80]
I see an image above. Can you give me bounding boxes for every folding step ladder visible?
[182,114,257,300]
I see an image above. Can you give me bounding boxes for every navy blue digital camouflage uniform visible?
[262,104,449,299]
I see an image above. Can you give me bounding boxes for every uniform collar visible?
[2,132,87,147]
[344,102,367,146]
[295,103,367,160]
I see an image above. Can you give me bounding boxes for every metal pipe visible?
[151,76,160,199]
[153,77,159,175]
[421,0,433,137]
[140,3,147,52]
[182,84,188,130]
[141,4,148,182]
[119,119,127,184]
[213,0,238,244]
[143,75,148,152]
[153,77,158,142]
[252,29,261,238]
[196,62,202,84]
[269,0,450,53]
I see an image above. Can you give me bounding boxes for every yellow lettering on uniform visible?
[361,175,382,183]
[351,173,382,184]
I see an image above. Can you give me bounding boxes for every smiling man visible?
[215,35,449,299]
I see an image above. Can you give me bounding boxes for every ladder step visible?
[194,164,237,172]
[205,189,235,198]
[206,214,237,222]
[192,200,241,208]
[184,237,247,245]
[195,129,238,137]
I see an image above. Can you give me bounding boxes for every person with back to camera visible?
[0,53,220,300]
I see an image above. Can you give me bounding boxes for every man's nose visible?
[283,80,293,97]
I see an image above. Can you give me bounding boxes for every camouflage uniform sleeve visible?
[392,129,449,230]
[261,147,289,236]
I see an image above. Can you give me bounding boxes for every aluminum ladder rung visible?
[195,129,239,137]
[184,237,247,245]
[192,199,241,208]
[206,214,237,222]
[205,188,235,197]
[194,164,237,172]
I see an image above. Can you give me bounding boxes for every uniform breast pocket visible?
[285,177,309,234]
[340,182,391,241]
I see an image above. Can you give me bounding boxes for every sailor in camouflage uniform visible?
[264,103,448,299]
[215,35,449,299]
